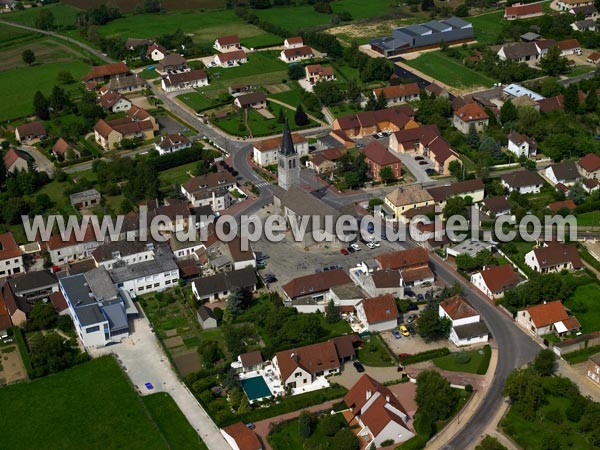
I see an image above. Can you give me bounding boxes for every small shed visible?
[197,305,218,330]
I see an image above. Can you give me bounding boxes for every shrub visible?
[455,352,471,364]
[321,414,343,437]
[401,348,450,365]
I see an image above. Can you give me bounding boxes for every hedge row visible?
[401,348,450,366]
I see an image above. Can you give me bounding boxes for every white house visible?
[47,227,100,265]
[545,161,580,187]
[516,300,581,336]
[500,170,544,194]
[214,35,241,52]
[92,240,156,270]
[147,43,167,61]
[507,131,537,158]
[181,171,237,211]
[439,295,489,347]
[221,423,262,450]
[280,46,314,63]
[252,133,309,167]
[0,232,24,278]
[355,294,399,332]
[214,50,247,68]
[191,267,257,303]
[284,36,303,48]
[99,91,132,113]
[524,242,583,274]
[161,69,208,93]
[470,264,519,300]
[154,133,192,155]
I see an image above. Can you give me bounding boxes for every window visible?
[86,325,100,334]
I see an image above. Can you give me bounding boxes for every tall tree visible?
[288,63,304,81]
[467,123,480,149]
[585,88,598,113]
[22,49,35,65]
[34,9,55,30]
[415,370,457,421]
[294,105,309,126]
[379,166,395,184]
[33,91,50,120]
[540,45,569,76]
[500,99,517,125]
[564,83,580,114]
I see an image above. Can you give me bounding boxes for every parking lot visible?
[157,115,188,135]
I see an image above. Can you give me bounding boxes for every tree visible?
[585,87,598,113]
[33,91,50,120]
[454,3,469,16]
[540,78,563,98]
[332,429,359,450]
[421,0,435,11]
[298,411,313,438]
[540,46,569,76]
[294,105,309,126]
[277,108,285,124]
[533,349,555,376]
[313,81,345,106]
[416,370,457,421]
[479,136,501,160]
[364,92,379,111]
[368,197,384,210]
[443,196,467,220]
[200,341,223,365]
[56,70,75,84]
[476,436,508,450]
[379,166,395,184]
[143,0,161,13]
[376,92,388,110]
[22,49,35,65]
[49,85,69,111]
[449,160,463,180]
[568,182,586,205]
[226,287,252,317]
[500,99,517,125]
[35,9,55,30]
[288,64,304,80]
[326,299,340,323]
[467,123,480,149]
[417,308,451,341]
[321,414,344,437]
[27,302,57,331]
[564,83,580,113]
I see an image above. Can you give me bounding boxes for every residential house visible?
[329,283,367,312]
[453,103,489,134]
[284,36,303,48]
[568,4,599,18]
[15,121,46,143]
[107,74,147,94]
[583,178,600,193]
[305,64,335,84]
[344,375,415,447]
[525,242,583,273]
[500,170,544,194]
[197,305,218,330]
[548,199,576,212]
[587,51,600,64]
[92,240,157,270]
[425,82,449,98]
[558,39,581,56]
[51,138,80,161]
[69,189,101,210]
[517,300,581,336]
[281,268,352,312]
[237,351,264,372]
[82,62,131,83]
[471,264,519,300]
[480,196,512,218]
[233,92,267,110]
[371,17,474,57]
[375,248,430,273]
[154,134,192,155]
[214,50,247,68]
[356,294,399,332]
[221,423,262,450]
[155,53,188,74]
[306,147,345,174]
[161,69,208,93]
[556,0,593,12]
[272,340,341,390]
[0,232,24,278]
[545,161,580,187]
[439,295,489,347]
[214,35,241,52]
[504,3,544,19]
[3,148,29,173]
[373,83,420,105]
[363,141,401,181]
[191,266,257,302]
[253,133,308,167]
[507,131,537,158]
[181,171,237,210]
[571,18,597,31]
[59,268,137,347]
[147,42,167,61]
[382,184,435,222]
[9,270,58,300]
[332,106,416,140]
[502,83,545,101]
[497,42,540,62]
[99,90,132,113]
[142,198,193,235]
[228,83,259,95]
[0,281,28,326]
[280,45,314,63]
[587,353,600,386]
[427,178,485,208]
[126,38,152,50]
[352,269,404,298]
[577,153,600,179]
[94,108,156,151]
[47,226,101,265]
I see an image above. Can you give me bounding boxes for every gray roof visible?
[59,274,107,326]
[589,352,600,366]
[521,32,541,41]
[69,189,100,202]
[197,305,216,321]
[330,283,365,300]
[92,240,156,262]
[108,74,146,90]
[500,42,539,60]
[441,16,471,28]
[84,267,118,301]
[501,170,544,188]
[573,19,597,30]
[109,248,178,283]
[275,185,341,231]
[102,301,128,332]
[453,321,489,340]
[280,120,296,157]
[192,267,256,298]
[9,270,57,294]
[549,161,579,182]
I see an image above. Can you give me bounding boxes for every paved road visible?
[0,20,114,64]
[18,145,55,175]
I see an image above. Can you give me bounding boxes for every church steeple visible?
[280,119,296,156]
[277,119,300,191]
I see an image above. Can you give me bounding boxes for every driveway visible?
[19,145,55,176]
[90,312,231,450]
[157,114,188,135]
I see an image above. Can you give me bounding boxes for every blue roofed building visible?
[371,17,474,57]
[59,267,137,347]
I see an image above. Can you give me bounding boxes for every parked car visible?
[347,246,356,253]
[246,423,256,430]
[414,156,424,161]
[328,265,337,271]
[417,294,424,301]
[374,132,384,138]
[323,266,330,271]
[425,168,436,175]
[356,143,365,148]
[367,242,376,249]
[399,325,410,337]
[407,314,417,323]
[351,243,361,251]
[407,303,419,311]
[407,325,416,336]
[392,329,402,339]
[353,361,365,372]
[399,353,412,359]
[341,248,349,255]
[418,160,428,165]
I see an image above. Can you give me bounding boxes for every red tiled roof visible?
[216,34,240,46]
[360,294,399,324]
[588,51,600,63]
[222,422,262,450]
[217,50,247,63]
[363,141,401,166]
[440,295,478,320]
[282,268,351,299]
[505,3,543,16]
[558,39,580,51]
[401,265,434,283]
[478,264,519,294]
[275,340,339,381]
[373,83,420,100]
[454,103,489,122]
[49,291,68,313]
[52,138,70,156]
[146,42,166,57]
[253,133,307,152]
[239,350,263,368]
[344,373,408,418]
[0,232,20,260]
[526,300,570,328]
[47,226,98,250]
[578,153,600,173]
[282,45,314,58]
[548,200,576,212]
[16,121,46,138]
[3,148,28,170]
[83,62,130,81]
[285,36,303,45]
[376,248,428,270]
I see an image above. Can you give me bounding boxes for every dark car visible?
[425,168,436,175]
[417,294,424,301]
[341,248,349,255]
[407,314,417,323]
[407,325,416,336]
[418,160,428,165]
[407,303,419,311]
[246,423,256,430]
[414,156,424,161]
[353,361,365,372]
[323,266,330,271]
[347,246,356,253]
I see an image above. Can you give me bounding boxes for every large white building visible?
[92,240,157,270]
[439,295,488,347]
[181,171,237,211]
[252,133,309,167]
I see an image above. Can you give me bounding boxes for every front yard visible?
[432,345,491,375]
[356,333,396,367]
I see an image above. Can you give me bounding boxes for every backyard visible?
[564,283,600,334]
[0,356,205,450]
[268,412,351,450]
[356,334,395,367]
[433,345,491,375]
[466,11,504,46]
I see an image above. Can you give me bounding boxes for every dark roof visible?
[533,243,583,269]
[371,270,402,288]
[363,141,401,166]
[478,264,519,293]
[280,119,296,157]
[197,305,216,321]
[482,196,511,214]
[92,240,155,262]
[192,267,256,298]
[453,321,489,340]
[16,121,46,138]
[427,179,484,203]
[500,42,539,60]
[508,131,537,152]
[501,170,544,188]
[9,270,57,294]
[159,53,187,67]
[239,350,263,367]
[235,92,267,107]
[332,334,361,360]
[282,268,351,299]
[548,161,579,182]
[162,69,207,87]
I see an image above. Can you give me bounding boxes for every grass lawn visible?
[356,334,395,367]
[213,102,318,137]
[466,11,504,46]
[570,66,595,77]
[98,10,271,45]
[177,91,218,112]
[502,394,596,450]
[328,102,362,118]
[269,412,349,450]
[405,51,495,89]
[142,393,207,450]
[268,82,305,107]
[564,283,600,334]
[243,33,282,49]
[0,60,90,121]
[4,3,83,28]
[207,51,288,85]
[159,161,198,187]
[577,211,600,227]
[562,345,600,365]
[433,345,491,375]
[254,6,331,33]
[0,357,199,449]
[499,241,535,275]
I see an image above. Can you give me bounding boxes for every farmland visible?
[466,10,504,46]
[4,3,83,28]
[0,357,203,450]
[61,0,224,13]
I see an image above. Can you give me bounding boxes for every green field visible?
[98,9,275,45]
[0,357,203,450]
[61,0,224,13]
[177,92,217,112]
[268,84,305,107]
[356,334,395,367]
[466,11,504,46]
[577,211,600,227]
[269,413,350,450]
[4,3,83,28]
[433,345,491,375]
[564,283,600,334]
[405,51,495,89]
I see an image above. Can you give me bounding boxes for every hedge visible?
[13,327,33,379]
[476,345,492,375]
[401,348,450,366]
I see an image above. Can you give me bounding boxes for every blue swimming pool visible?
[241,376,272,401]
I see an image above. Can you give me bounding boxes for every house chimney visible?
[366,389,372,400]
[386,395,390,403]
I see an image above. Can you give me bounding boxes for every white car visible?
[351,243,361,251]
[366,242,376,249]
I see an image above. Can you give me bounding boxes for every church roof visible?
[280,119,297,157]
